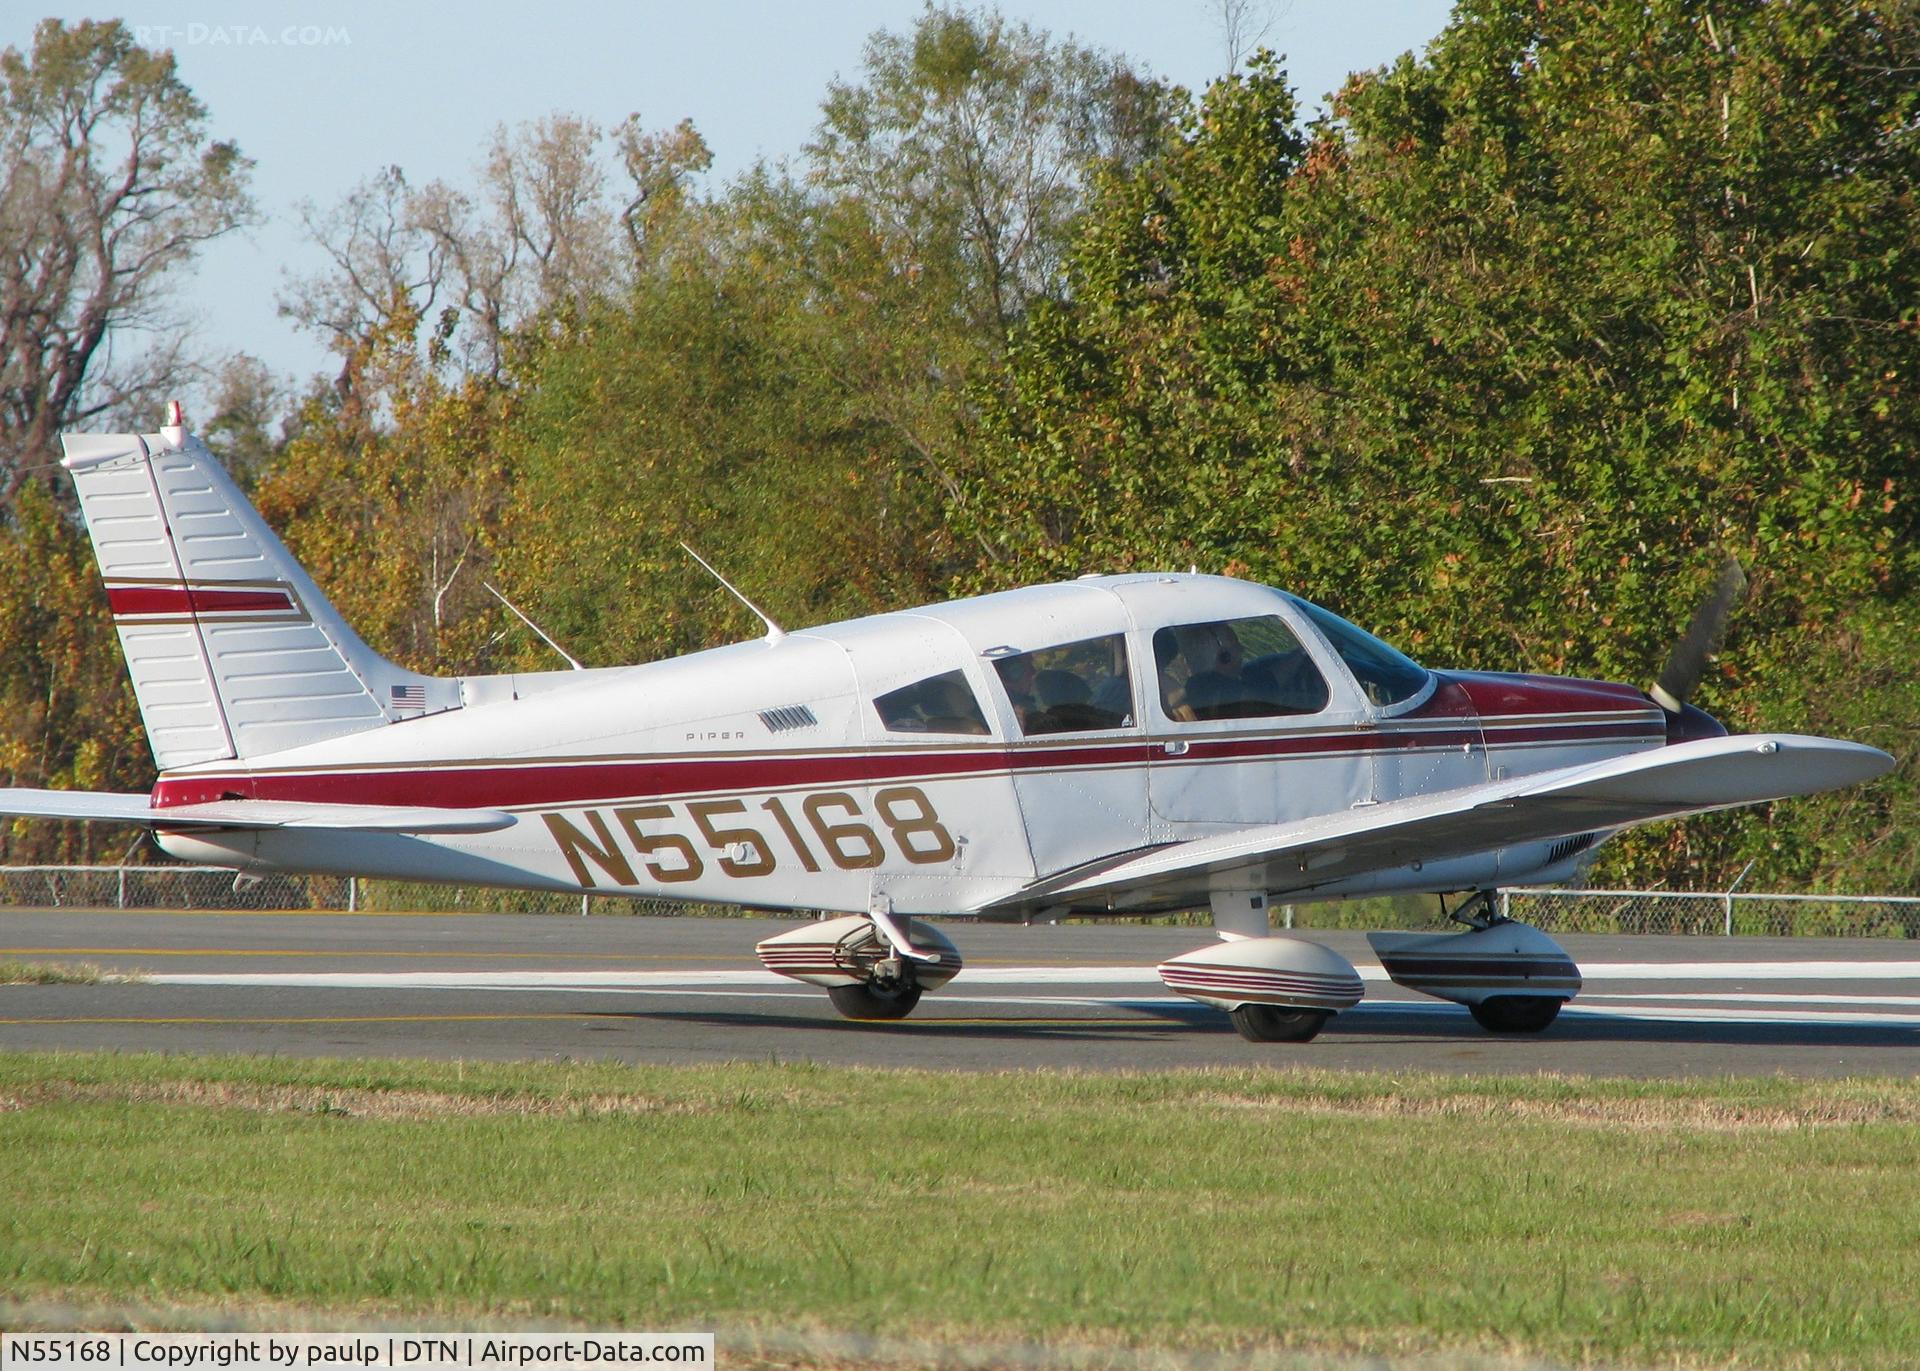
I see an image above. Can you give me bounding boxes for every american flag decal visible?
[390,683,427,709]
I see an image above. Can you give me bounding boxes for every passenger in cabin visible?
[1090,663,1133,724]
[1157,632,1196,721]
[1160,619,1310,721]
[995,634,1133,734]
[1183,623,1252,720]
[919,674,990,735]
[998,652,1040,731]
[1034,668,1090,716]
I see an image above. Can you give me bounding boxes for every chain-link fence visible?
[1502,887,1920,938]
[1,866,1916,938]
[0,866,706,917]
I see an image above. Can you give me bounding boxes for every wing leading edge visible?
[986,734,1893,917]
[0,789,512,834]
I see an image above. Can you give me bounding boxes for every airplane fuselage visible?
[154,575,1673,917]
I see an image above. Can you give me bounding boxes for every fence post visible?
[1723,858,1757,937]
[1498,889,1510,922]
[581,894,589,917]
[347,876,357,913]
[117,866,127,910]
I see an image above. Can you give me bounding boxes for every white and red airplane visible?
[0,411,1893,1040]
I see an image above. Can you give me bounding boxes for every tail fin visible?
[61,412,455,769]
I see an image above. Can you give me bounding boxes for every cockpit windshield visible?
[1290,598,1430,708]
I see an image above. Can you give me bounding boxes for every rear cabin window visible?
[992,634,1134,735]
[1153,615,1329,721]
[873,670,991,735]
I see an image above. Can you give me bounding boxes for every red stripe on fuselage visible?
[148,719,1661,811]
[1443,671,1654,717]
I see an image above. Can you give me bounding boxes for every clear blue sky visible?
[10,2,1455,385]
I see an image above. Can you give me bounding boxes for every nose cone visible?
[1664,700,1728,746]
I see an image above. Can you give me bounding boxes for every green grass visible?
[0,958,129,985]
[2,1052,1918,1368]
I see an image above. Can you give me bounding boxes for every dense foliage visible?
[2,1,1914,887]
[963,0,1920,887]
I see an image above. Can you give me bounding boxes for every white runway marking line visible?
[105,980,1920,1030]
[143,960,1920,991]
[130,960,1920,1031]
[1561,1003,1920,1029]
[1574,961,1920,980]
[1583,991,1920,1008]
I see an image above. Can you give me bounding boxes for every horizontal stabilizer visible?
[0,788,513,834]
[991,734,1893,915]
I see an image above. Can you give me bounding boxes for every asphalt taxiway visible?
[4,909,1919,1076]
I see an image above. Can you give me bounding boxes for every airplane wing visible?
[986,734,1893,917]
[0,789,513,834]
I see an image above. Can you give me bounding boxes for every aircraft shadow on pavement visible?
[604,1005,1233,1041]
[1329,1004,1920,1049]
[600,1002,1919,1049]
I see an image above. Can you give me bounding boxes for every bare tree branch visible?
[0,19,253,497]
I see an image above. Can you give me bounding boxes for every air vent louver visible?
[759,704,818,733]
[1547,833,1598,865]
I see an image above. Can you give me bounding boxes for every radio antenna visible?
[680,542,786,643]
[483,582,586,671]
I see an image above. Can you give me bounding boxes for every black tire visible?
[1228,1004,1330,1043]
[828,980,923,1021]
[1469,996,1563,1034]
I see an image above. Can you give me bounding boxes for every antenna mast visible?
[680,542,786,643]
[482,583,586,671]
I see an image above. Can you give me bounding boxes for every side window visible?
[1153,615,1329,721]
[992,634,1134,735]
[873,670,991,736]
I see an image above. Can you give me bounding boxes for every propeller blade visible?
[1650,555,1748,713]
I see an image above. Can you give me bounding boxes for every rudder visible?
[61,411,453,769]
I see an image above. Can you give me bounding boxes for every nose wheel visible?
[827,970,923,1021]
[1468,995,1563,1033]
[1228,1004,1330,1043]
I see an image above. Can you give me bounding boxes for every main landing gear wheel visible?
[1228,1004,1331,1043]
[828,979,923,1021]
[1469,996,1563,1034]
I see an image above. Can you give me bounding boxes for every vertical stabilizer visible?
[60,421,456,768]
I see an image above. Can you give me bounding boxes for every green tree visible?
[0,19,252,494]
[810,4,1167,338]
[252,308,514,676]
[0,480,143,861]
[0,19,250,858]
[966,0,1920,888]
[495,7,1171,659]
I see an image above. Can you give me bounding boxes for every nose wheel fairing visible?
[1157,937,1366,1014]
[1366,919,1583,1009]
[1367,915,1582,1033]
[756,913,963,995]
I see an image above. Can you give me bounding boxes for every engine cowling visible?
[1158,936,1365,1013]
[756,914,963,991]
